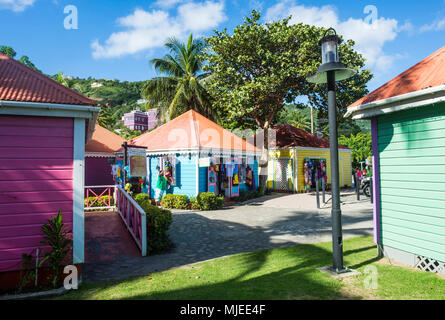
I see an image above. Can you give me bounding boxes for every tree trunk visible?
[258,122,270,189]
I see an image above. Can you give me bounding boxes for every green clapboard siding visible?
[377,102,445,263]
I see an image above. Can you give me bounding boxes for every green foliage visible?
[18,253,35,292]
[0,45,41,72]
[195,192,224,211]
[39,210,73,288]
[135,196,173,254]
[338,132,372,168]
[143,34,215,121]
[204,10,372,137]
[160,194,189,209]
[134,193,150,203]
[277,104,312,131]
[84,195,114,208]
[0,45,17,58]
[18,55,41,72]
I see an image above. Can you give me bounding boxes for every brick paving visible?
[83,191,373,282]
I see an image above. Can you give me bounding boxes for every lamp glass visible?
[321,39,338,64]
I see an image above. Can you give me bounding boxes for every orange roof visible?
[349,46,445,109]
[85,124,126,154]
[252,124,349,150]
[0,53,96,105]
[130,110,260,153]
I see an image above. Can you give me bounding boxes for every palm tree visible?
[289,112,311,131]
[143,34,215,121]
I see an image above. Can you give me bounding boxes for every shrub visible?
[134,193,149,204]
[233,187,265,202]
[84,195,114,208]
[160,194,189,209]
[135,197,173,254]
[196,192,224,210]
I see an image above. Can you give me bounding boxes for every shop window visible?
[158,155,177,186]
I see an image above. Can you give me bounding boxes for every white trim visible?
[73,119,85,264]
[0,100,100,143]
[269,147,352,153]
[345,84,445,119]
[85,152,115,158]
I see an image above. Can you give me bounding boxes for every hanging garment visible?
[225,163,235,177]
[304,162,309,185]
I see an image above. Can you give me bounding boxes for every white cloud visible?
[0,0,35,12]
[178,1,226,32]
[420,18,445,32]
[92,1,226,59]
[265,1,403,72]
[153,0,183,9]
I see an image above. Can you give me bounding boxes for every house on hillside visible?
[85,124,125,186]
[346,46,445,275]
[254,124,352,192]
[130,110,262,199]
[0,52,100,289]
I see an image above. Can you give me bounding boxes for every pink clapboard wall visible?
[0,115,74,272]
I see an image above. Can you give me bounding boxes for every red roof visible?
[85,124,126,153]
[255,124,349,149]
[0,53,96,105]
[349,46,445,108]
[131,110,260,152]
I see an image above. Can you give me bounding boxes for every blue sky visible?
[1,0,445,91]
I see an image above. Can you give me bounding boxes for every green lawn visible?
[58,236,444,300]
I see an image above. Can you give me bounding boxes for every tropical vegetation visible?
[143,34,215,121]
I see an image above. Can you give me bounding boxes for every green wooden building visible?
[346,46,445,275]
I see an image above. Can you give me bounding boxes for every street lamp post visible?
[308,28,356,274]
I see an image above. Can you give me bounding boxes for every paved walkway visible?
[83,191,373,282]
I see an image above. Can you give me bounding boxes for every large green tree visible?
[143,34,214,121]
[205,10,372,139]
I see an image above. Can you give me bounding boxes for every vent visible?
[415,256,444,274]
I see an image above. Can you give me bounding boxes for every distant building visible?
[137,98,147,104]
[146,108,159,130]
[122,109,159,132]
[91,82,103,88]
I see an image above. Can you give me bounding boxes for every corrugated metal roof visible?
[0,52,96,105]
[349,45,445,109]
[85,124,126,153]
[130,110,260,152]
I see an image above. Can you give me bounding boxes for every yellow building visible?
[265,124,352,192]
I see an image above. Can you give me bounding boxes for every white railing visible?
[115,185,147,256]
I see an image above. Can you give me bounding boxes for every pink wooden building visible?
[85,124,125,187]
[0,53,99,288]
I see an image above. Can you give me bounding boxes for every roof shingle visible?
[349,46,445,109]
[0,52,96,105]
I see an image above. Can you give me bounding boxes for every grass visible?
[57,236,444,300]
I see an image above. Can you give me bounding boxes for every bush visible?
[195,192,224,211]
[160,194,189,209]
[134,193,149,203]
[135,196,173,254]
[84,195,114,208]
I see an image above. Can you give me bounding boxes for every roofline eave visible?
[345,84,445,119]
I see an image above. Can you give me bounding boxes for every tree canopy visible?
[204,10,372,139]
[338,132,372,168]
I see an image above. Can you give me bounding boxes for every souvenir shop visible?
[205,157,257,198]
[303,158,327,191]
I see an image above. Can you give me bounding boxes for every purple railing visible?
[84,185,116,211]
[115,185,147,256]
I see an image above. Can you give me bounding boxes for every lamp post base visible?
[317,266,361,279]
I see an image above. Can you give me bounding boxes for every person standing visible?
[155,170,168,206]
